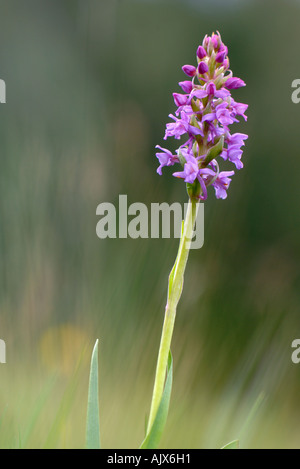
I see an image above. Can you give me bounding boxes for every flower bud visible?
[206,82,216,96]
[211,33,220,50]
[179,81,193,93]
[225,77,246,89]
[173,93,188,107]
[182,65,197,77]
[198,62,209,75]
[215,50,226,64]
[223,58,230,71]
[197,46,206,60]
[219,44,228,55]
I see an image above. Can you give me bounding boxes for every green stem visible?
[147,196,199,432]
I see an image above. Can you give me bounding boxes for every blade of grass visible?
[85,339,101,449]
[239,392,266,441]
[221,439,239,449]
[140,351,173,449]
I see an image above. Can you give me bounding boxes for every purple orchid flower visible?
[155,146,179,175]
[164,111,204,141]
[215,102,239,126]
[212,171,235,199]
[155,31,248,201]
[173,152,216,200]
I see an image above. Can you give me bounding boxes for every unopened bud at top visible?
[197,46,206,60]
[202,31,225,56]
[179,81,193,93]
[216,50,226,64]
[182,65,197,77]
[198,62,209,75]
[211,33,220,50]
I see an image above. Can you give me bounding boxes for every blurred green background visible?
[0,0,300,449]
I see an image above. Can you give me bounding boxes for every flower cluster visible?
[155,32,248,200]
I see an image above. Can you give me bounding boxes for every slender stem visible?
[147,197,199,432]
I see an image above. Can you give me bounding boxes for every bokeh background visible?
[0,0,300,449]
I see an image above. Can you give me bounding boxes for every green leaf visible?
[203,135,224,166]
[86,339,101,449]
[186,179,202,200]
[140,352,173,449]
[168,222,184,298]
[177,148,186,167]
[221,439,239,449]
